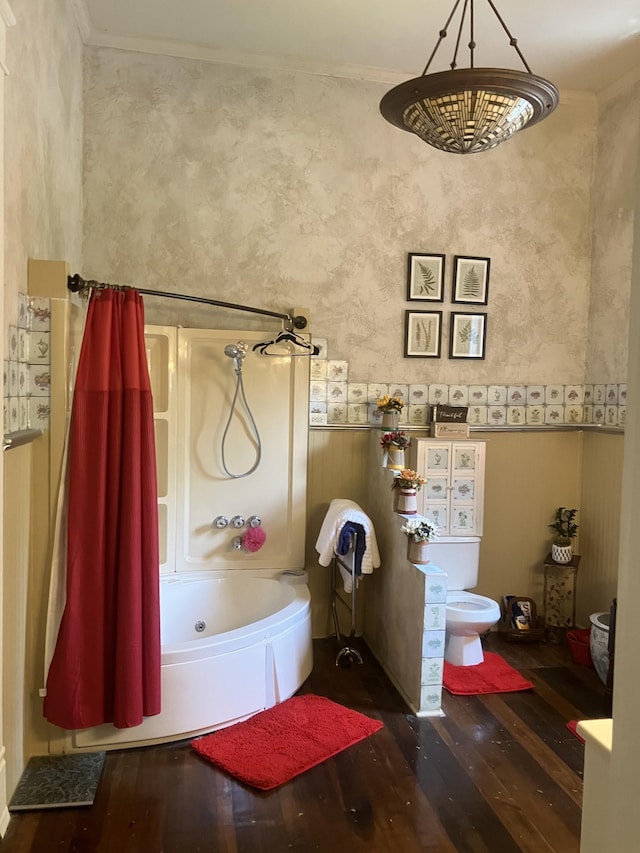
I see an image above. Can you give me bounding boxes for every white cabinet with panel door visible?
[407,439,486,536]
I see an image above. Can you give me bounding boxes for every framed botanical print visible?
[404,310,442,358]
[407,253,445,302]
[452,255,490,304]
[449,312,487,359]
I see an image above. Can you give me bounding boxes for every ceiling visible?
[80,0,640,94]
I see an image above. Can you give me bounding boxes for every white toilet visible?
[427,536,501,666]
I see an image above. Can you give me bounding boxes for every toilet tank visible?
[427,536,481,590]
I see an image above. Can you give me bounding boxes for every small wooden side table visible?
[543,552,581,643]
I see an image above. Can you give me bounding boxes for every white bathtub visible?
[71,571,313,750]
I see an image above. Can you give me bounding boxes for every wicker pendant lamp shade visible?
[380,0,559,155]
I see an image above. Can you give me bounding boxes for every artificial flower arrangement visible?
[392,469,427,490]
[380,430,410,450]
[376,394,404,414]
[400,517,439,543]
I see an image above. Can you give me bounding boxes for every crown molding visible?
[0,0,15,28]
[69,0,91,42]
[83,31,443,85]
[80,26,623,106]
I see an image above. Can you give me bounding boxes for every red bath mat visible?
[443,652,534,695]
[192,694,383,790]
[566,720,586,744]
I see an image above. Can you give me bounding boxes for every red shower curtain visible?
[44,288,161,730]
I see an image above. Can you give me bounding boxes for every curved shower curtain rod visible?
[67,273,309,332]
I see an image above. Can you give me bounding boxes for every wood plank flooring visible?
[2,634,608,853]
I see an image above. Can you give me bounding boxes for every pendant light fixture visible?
[379,0,559,155]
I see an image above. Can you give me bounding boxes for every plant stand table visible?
[543,553,581,643]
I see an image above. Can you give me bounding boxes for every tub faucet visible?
[232,536,243,550]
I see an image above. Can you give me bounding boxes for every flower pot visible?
[386,447,405,470]
[552,543,573,564]
[396,487,417,514]
[407,537,430,565]
[381,411,399,430]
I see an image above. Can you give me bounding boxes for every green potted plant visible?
[380,430,410,469]
[401,517,439,564]
[549,507,579,563]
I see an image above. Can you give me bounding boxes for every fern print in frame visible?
[407,253,445,302]
[452,255,490,305]
[449,312,487,359]
[404,310,442,358]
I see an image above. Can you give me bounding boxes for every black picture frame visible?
[404,310,442,358]
[449,312,487,359]
[452,255,490,304]
[407,253,446,302]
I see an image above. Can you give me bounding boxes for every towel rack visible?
[331,534,364,667]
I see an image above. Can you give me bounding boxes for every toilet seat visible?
[446,591,500,623]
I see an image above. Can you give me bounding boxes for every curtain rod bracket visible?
[68,274,308,332]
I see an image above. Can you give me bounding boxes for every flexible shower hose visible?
[220,369,262,478]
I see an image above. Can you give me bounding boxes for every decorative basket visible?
[499,596,545,643]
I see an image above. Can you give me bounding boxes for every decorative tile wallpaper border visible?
[309,354,626,428]
[3,292,51,434]
[2,325,626,434]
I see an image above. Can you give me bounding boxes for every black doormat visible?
[9,752,106,811]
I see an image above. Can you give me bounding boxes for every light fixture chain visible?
[421,0,464,75]
[484,0,532,73]
[469,0,475,69]
[450,0,470,71]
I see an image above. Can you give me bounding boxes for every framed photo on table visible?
[404,310,442,358]
[407,253,445,302]
[449,312,487,359]
[452,256,490,304]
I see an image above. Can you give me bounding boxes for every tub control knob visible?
[231,515,245,528]
[247,515,262,528]
[213,516,228,529]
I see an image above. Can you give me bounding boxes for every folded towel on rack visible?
[336,521,367,593]
[337,522,366,573]
[315,499,380,592]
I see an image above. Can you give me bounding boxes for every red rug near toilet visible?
[443,652,534,695]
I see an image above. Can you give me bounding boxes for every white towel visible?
[315,499,380,591]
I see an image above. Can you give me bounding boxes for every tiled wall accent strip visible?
[309,352,626,428]
[3,292,51,433]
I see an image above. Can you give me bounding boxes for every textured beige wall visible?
[2,0,83,788]
[586,83,640,384]
[83,48,597,385]
[578,431,623,623]
[3,0,83,332]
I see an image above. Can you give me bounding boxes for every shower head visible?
[224,341,248,374]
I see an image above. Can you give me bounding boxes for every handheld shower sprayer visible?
[221,340,262,478]
[224,341,248,374]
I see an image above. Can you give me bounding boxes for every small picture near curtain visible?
[44,288,161,730]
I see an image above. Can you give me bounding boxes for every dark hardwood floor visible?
[2,633,608,853]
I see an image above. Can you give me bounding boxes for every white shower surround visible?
[60,322,312,751]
